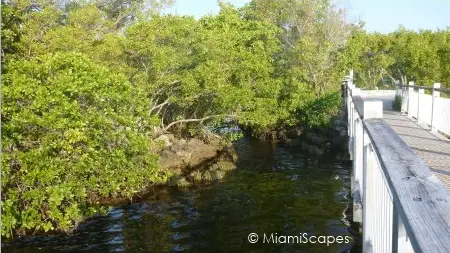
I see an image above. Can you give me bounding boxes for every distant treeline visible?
[1,0,448,237]
[345,27,450,89]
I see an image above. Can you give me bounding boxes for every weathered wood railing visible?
[344,72,450,253]
[397,82,450,136]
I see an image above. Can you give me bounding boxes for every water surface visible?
[3,138,360,253]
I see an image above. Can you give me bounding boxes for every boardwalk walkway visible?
[362,94,450,190]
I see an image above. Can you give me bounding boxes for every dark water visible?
[3,138,360,253]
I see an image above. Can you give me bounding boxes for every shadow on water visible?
[3,138,362,253]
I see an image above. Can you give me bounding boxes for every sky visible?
[163,0,450,33]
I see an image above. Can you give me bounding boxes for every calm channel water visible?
[3,138,361,253]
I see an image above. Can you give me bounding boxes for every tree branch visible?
[150,98,170,115]
[156,114,238,136]
[162,115,221,133]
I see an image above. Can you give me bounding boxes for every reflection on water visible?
[3,138,360,253]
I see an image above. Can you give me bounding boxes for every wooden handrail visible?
[345,72,450,252]
[364,118,450,253]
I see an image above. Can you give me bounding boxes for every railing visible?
[397,82,450,136]
[344,72,450,253]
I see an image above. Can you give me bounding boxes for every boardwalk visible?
[362,93,450,191]
[349,86,450,253]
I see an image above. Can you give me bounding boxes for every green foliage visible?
[2,0,353,237]
[1,53,167,237]
[1,0,23,61]
[244,0,352,96]
[4,0,450,240]
[95,0,174,28]
[124,7,286,132]
[343,26,450,88]
[295,92,343,128]
[392,95,402,112]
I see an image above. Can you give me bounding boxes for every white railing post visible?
[348,70,354,89]
[407,81,414,117]
[362,100,387,253]
[350,88,361,161]
[363,142,374,253]
[362,130,371,234]
[363,101,383,120]
[347,71,353,137]
[350,68,354,79]
[392,208,415,253]
[347,84,351,135]
[431,83,441,132]
[353,116,363,223]
[400,83,408,113]
[417,87,424,122]
[349,99,354,159]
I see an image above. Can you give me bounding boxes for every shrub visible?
[1,52,168,237]
[295,91,343,128]
[392,95,402,111]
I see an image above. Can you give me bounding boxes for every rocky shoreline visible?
[156,108,349,189]
[155,133,238,188]
[262,108,349,159]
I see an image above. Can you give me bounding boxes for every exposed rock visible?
[335,152,350,161]
[311,134,326,145]
[158,137,222,171]
[176,177,192,188]
[159,150,182,169]
[277,131,288,142]
[202,171,214,182]
[219,145,239,162]
[286,106,348,158]
[307,144,315,154]
[286,138,301,147]
[301,141,308,151]
[155,133,240,189]
[210,163,220,171]
[160,149,173,159]
[168,175,191,187]
[334,126,346,133]
[189,171,203,183]
[305,132,313,141]
[170,142,187,152]
[156,134,174,148]
[286,128,303,139]
[210,170,225,180]
[333,119,347,128]
[171,168,183,176]
[215,161,236,171]
[175,150,192,159]
[315,147,324,156]
[230,152,239,163]
[332,136,347,145]
[187,138,204,147]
